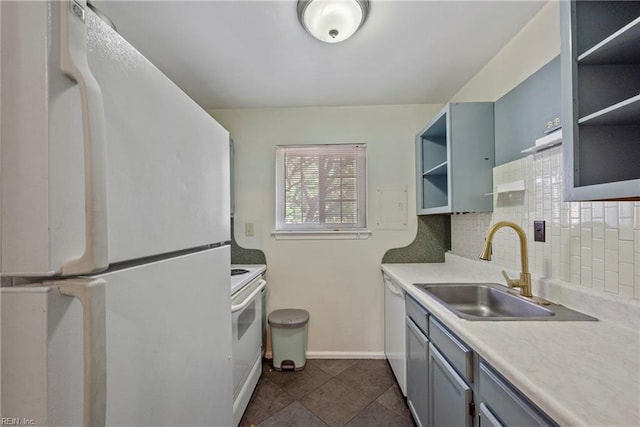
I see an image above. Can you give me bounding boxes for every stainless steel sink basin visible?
[414,283,597,321]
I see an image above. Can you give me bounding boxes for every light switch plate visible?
[534,220,545,242]
[245,223,254,237]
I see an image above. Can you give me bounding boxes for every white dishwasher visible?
[384,274,407,396]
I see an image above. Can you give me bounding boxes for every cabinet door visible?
[429,343,472,427]
[406,317,429,427]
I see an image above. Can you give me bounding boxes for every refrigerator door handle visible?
[59,0,109,275]
[57,278,107,427]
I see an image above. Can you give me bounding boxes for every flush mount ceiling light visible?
[297,0,370,43]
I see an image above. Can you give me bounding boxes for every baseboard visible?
[305,351,386,359]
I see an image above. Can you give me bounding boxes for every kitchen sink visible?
[414,283,597,321]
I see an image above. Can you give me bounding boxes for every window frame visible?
[273,143,370,240]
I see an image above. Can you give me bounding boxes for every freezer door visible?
[1,246,233,426]
[0,1,230,276]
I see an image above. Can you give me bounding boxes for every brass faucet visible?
[479,221,532,298]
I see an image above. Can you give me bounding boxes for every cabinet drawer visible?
[429,317,473,382]
[479,403,504,427]
[479,361,556,426]
[406,294,429,335]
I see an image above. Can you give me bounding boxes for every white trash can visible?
[268,309,309,371]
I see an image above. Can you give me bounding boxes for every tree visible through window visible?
[275,144,366,231]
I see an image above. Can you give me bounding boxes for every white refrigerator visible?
[0,1,233,426]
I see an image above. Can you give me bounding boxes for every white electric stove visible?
[230,264,266,425]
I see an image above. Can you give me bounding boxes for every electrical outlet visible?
[534,220,545,242]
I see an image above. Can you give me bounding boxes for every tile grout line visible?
[243,359,411,427]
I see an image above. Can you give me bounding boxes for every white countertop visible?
[382,254,640,427]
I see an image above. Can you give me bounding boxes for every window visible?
[275,144,368,237]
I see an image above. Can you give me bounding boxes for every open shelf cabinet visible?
[416,102,494,214]
[561,1,640,200]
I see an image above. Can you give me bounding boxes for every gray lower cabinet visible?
[478,361,557,427]
[406,318,429,427]
[429,343,473,427]
[405,293,558,427]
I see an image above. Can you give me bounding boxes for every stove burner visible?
[231,268,250,276]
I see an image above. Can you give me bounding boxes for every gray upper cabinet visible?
[494,56,560,166]
[561,1,640,201]
[416,102,494,215]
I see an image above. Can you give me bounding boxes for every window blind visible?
[275,144,367,231]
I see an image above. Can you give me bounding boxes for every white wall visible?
[210,105,442,356]
[450,1,560,102]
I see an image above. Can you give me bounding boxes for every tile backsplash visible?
[451,145,640,300]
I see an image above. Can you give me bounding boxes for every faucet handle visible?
[501,270,520,287]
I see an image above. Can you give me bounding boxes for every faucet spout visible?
[479,221,532,297]
[478,242,492,261]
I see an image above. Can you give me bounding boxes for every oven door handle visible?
[231,279,266,313]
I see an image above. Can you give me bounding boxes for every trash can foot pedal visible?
[274,360,304,372]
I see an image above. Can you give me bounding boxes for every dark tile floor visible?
[239,359,415,427]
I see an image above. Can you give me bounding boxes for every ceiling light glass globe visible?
[302,0,364,43]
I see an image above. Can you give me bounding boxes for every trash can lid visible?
[268,308,309,328]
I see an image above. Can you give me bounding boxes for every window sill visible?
[271,229,372,240]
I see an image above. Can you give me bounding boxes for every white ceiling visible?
[92,0,547,110]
